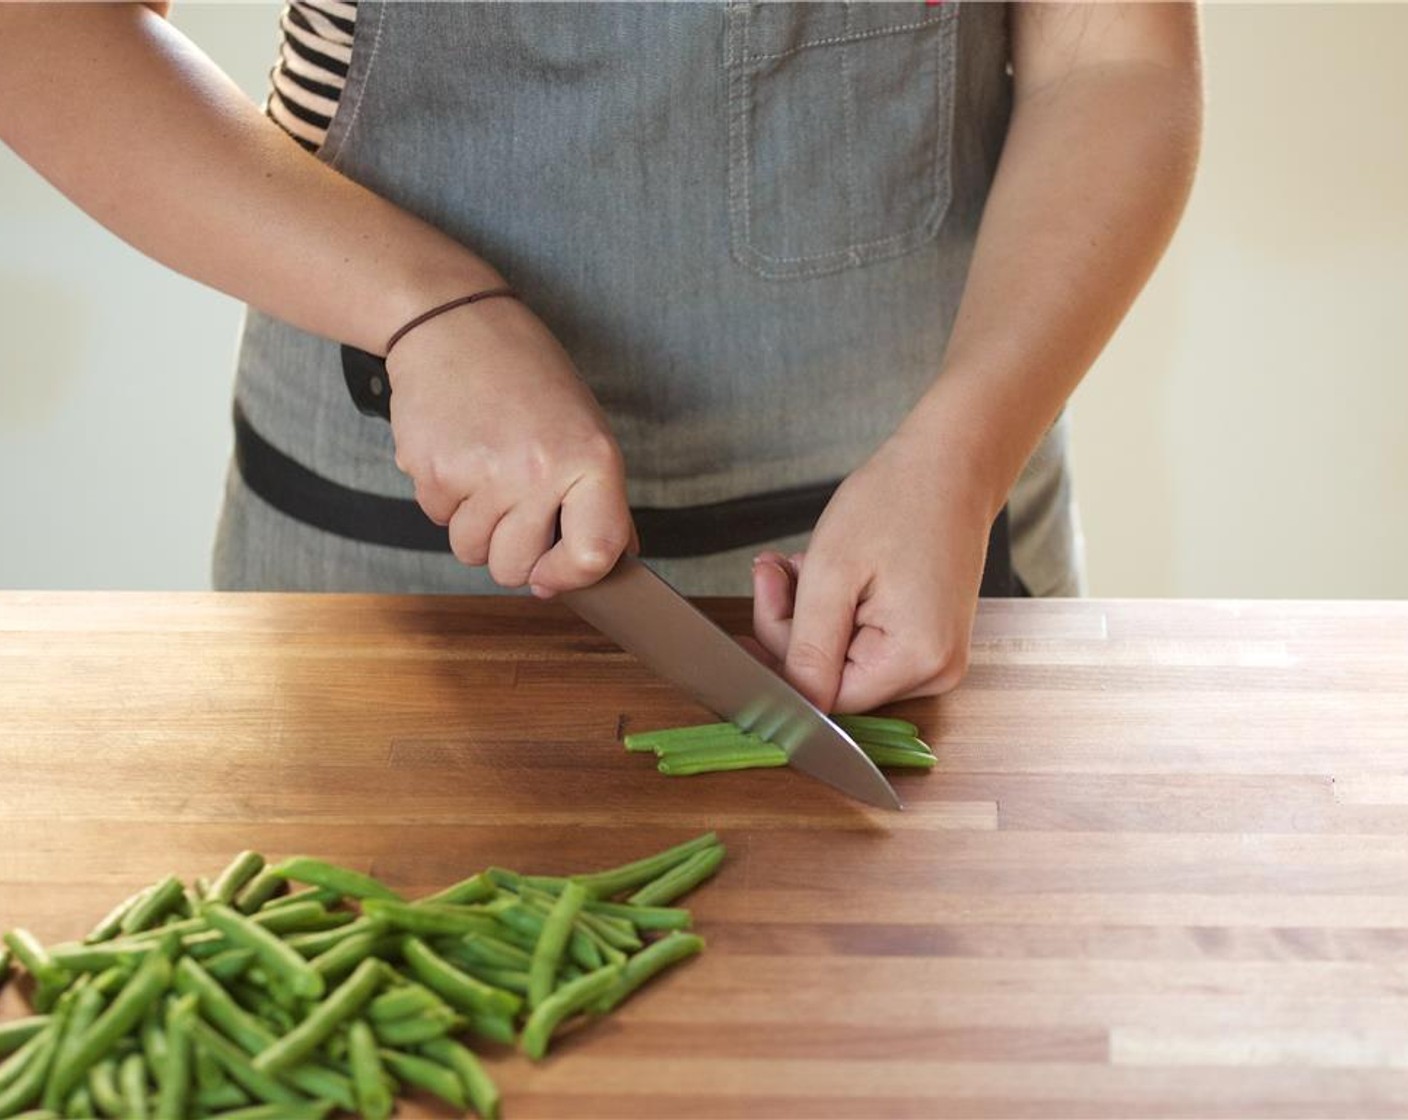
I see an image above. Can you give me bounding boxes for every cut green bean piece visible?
[172,958,275,1057]
[209,1102,334,1120]
[860,745,937,769]
[139,1008,165,1077]
[309,930,397,982]
[460,965,529,996]
[656,740,788,776]
[575,909,643,952]
[284,916,382,959]
[419,1037,500,1120]
[362,899,499,938]
[1,1017,51,1058]
[44,951,170,1107]
[432,934,533,975]
[1,1027,56,1099]
[206,851,266,906]
[597,932,705,1013]
[192,1080,251,1112]
[621,723,736,751]
[153,993,195,1120]
[268,857,403,902]
[45,984,106,1112]
[201,947,256,984]
[497,904,600,971]
[627,844,725,907]
[348,1020,392,1120]
[834,714,920,737]
[192,1036,224,1094]
[377,1048,466,1111]
[85,1059,124,1119]
[584,900,693,931]
[47,943,150,975]
[252,957,385,1074]
[569,832,719,898]
[464,1011,516,1046]
[279,1063,355,1112]
[200,903,324,1000]
[118,877,185,937]
[4,930,72,1000]
[117,1053,148,1120]
[367,985,445,1023]
[854,729,933,754]
[184,1018,300,1107]
[400,937,522,1019]
[83,888,152,946]
[371,1013,456,1048]
[650,729,772,759]
[233,867,286,915]
[261,885,343,912]
[250,901,352,936]
[520,963,622,1061]
[414,873,495,907]
[61,1084,93,1118]
[528,882,587,1009]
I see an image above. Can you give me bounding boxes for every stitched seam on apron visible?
[324,1,388,170]
[743,14,950,63]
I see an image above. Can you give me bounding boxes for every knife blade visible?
[560,555,902,810]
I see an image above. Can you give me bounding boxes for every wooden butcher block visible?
[3,592,1408,1118]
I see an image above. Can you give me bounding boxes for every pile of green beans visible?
[624,714,937,776]
[0,835,720,1119]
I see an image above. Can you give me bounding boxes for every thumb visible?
[782,561,857,712]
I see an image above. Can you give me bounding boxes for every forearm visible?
[0,3,499,355]
[902,37,1202,518]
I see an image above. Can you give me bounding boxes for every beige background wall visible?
[1,3,1404,596]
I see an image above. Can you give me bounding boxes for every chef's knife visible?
[561,555,903,810]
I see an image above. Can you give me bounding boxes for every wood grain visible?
[2,592,1408,1118]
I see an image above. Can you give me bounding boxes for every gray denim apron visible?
[214,1,1084,597]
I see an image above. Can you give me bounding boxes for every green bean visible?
[200,903,325,1000]
[346,1020,392,1120]
[206,851,266,906]
[192,1080,251,1112]
[414,873,495,907]
[118,877,185,937]
[834,713,920,738]
[367,984,445,1022]
[44,984,106,1112]
[574,908,642,952]
[853,728,933,754]
[656,740,788,776]
[117,1053,149,1120]
[419,1037,501,1120]
[251,957,385,1074]
[0,1017,51,1057]
[528,882,587,1009]
[211,1103,335,1120]
[84,1059,124,1119]
[569,832,719,898]
[861,744,938,769]
[463,1011,516,1046]
[47,942,151,974]
[233,867,286,915]
[627,844,725,907]
[309,930,397,982]
[497,905,600,971]
[61,1083,93,1118]
[4,930,72,1002]
[268,857,403,902]
[172,958,274,1056]
[0,1024,57,1115]
[201,947,256,984]
[283,915,382,959]
[1,1026,56,1097]
[460,965,530,996]
[362,899,501,938]
[584,900,693,931]
[260,886,342,912]
[650,729,774,760]
[44,952,171,1107]
[139,1008,165,1077]
[250,901,352,936]
[621,723,736,751]
[455,933,533,970]
[153,993,195,1120]
[400,937,522,1020]
[83,887,152,945]
[520,963,622,1061]
[279,1063,355,1112]
[192,1036,224,1094]
[371,1010,459,1047]
[184,1018,301,1108]
[596,932,705,1013]
[377,1048,467,1110]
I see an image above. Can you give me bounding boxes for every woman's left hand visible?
[751,427,996,713]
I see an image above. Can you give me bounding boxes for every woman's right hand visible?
[385,296,636,596]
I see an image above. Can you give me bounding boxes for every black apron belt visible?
[233,402,1024,594]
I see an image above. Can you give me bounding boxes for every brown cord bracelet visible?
[383,286,520,358]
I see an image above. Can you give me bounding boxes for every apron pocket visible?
[724,1,960,281]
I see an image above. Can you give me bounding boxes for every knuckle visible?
[914,634,966,686]
[786,639,838,676]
